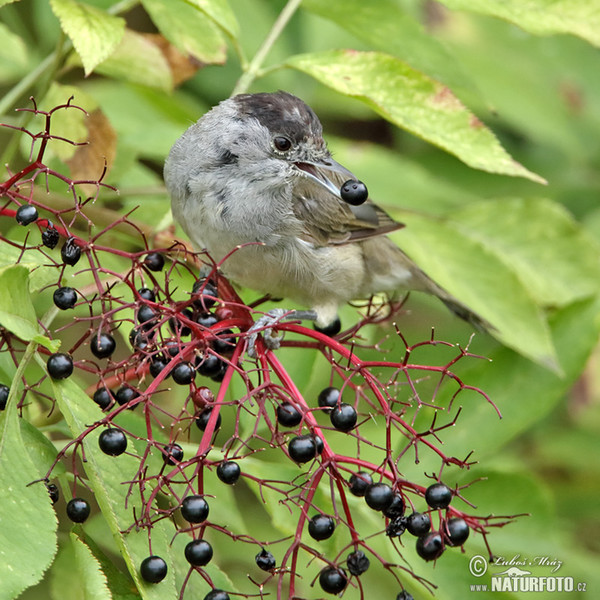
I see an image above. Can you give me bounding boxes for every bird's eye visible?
[273,136,292,152]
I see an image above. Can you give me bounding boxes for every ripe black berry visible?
[143,252,165,272]
[47,483,59,504]
[346,550,370,576]
[115,385,140,407]
[406,512,431,536]
[288,434,316,463]
[386,516,407,538]
[319,566,347,594]
[308,514,335,541]
[330,403,357,431]
[98,428,127,456]
[61,237,81,266]
[0,384,9,410]
[445,517,470,546]
[196,407,222,431]
[313,434,324,455]
[364,482,394,511]
[216,461,240,484]
[425,482,452,509]
[185,539,213,566]
[340,180,368,205]
[416,532,444,561]
[162,443,184,465]
[314,316,341,337]
[149,355,170,378]
[168,309,193,337]
[16,204,38,225]
[172,361,195,385]
[137,304,157,325]
[203,590,229,600]
[137,287,156,302]
[255,548,276,571]
[317,386,340,411]
[42,225,59,248]
[66,497,90,523]
[396,591,415,600]
[196,353,225,378]
[90,332,116,359]
[212,329,236,354]
[196,312,218,328]
[140,555,167,583]
[276,402,303,427]
[92,387,114,409]
[192,279,218,310]
[47,353,73,379]
[349,472,372,497]
[129,328,150,351]
[383,493,405,519]
[181,495,209,523]
[53,286,77,310]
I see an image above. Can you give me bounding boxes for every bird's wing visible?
[291,169,404,246]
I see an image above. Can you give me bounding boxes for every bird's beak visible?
[294,157,355,198]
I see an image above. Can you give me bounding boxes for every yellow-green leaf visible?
[184,0,239,38]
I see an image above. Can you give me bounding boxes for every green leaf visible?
[302,0,476,94]
[52,378,177,599]
[0,243,62,293]
[0,22,28,78]
[390,213,559,369]
[0,391,58,599]
[184,0,239,38]
[142,0,226,64]
[70,532,113,599]
[286,50,545,182]
[93,29,172,90]
[438,0,600,48]
[454,198,600,307]
[50,0,125,75]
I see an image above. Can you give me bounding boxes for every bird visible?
[164,90,486,342]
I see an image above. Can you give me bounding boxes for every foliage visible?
[0,1,599,600]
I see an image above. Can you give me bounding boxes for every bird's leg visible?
[246,308,319,358]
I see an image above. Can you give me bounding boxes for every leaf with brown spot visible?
[143,33,203,87]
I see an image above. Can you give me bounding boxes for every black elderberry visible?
[90,332,116,359]
[196,312,218,328]
[42,225,59,249]
[53,286,77,310]
[115,385,140,407]
[314,316,341,337]
[129,328,150,351]
[216,460,240,484]
[203,590,229,600]
[364,482,394,511]
[276,402,303,427]
[349,472,372,497]
[0,384,9,410]
[46,483,59,504]
[143,252,165,272]
[340,179,368,205]
[98,428,127,456]
[172,361,195,385]
[66,497,90,523]
[330,403,357,431]
[386,516,408,538]
[211,329,236,354]
[346,550,370,576]
[61,237,81,266]
[255,548,276,571]
[288,434,317,463]
[383,493,405,519]
[137,304,157,325]
[416,532,444,561]
[92,387,114,409]
[140,555,167,583]
[319,566,347,594]
[165,341,181,357]
[308,514,335,541]
[137,287,156,302]
[162,443,184,465]
[149,355,170,378]
[318,386,340,411]
[47,353,73,380]
[196,407,222,431]
[396,591,415,600]
[313,434,324,455]
[168,308,193,337]
[196,353,225,378]
[445,517,470,546]
[192,278,218,310]
[425,482,452,509]
[181,495,209,523]
[406,512,431,536]
[185,539,213,566]
[16,204,38,225]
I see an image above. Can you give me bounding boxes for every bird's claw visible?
[247,309,289,358]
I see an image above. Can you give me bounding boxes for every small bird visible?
[165,91,485,337]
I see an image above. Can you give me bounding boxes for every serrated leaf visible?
[286,50,544,182]
[142,0,226,64]
[50,0,125,75]
[438,0,600,48]
[70,533,113,600]
[52,378,177,600]
[184,0,239,38]
[390,214,559,369]
[0,394,58,599]
[454,198,600,307]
